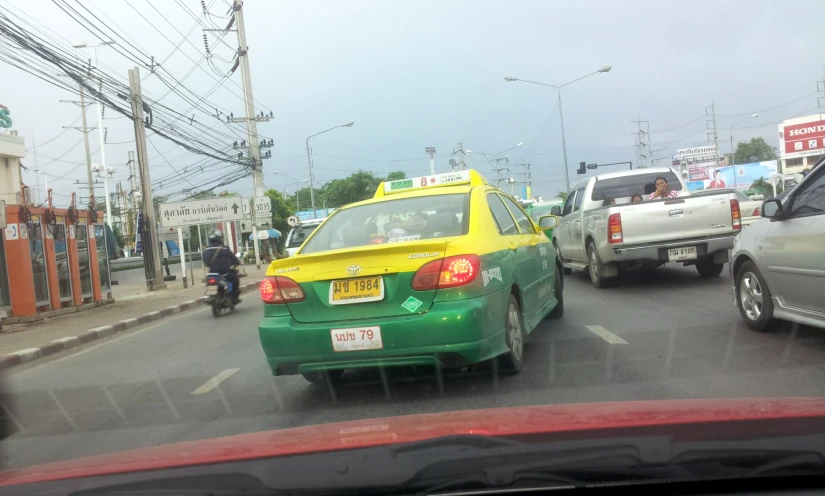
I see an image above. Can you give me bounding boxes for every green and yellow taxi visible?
[258,170,563,384]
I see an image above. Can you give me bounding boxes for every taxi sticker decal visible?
[277,267,299,273]
[538,281,552,299]
[539,245,547,257]
[542,259,548,270]
[481,267,503,287]
[401,296,423,313]
[388,235,421,243]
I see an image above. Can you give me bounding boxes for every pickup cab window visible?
[561,190,576,216]
[591,171,682,202]
[573,187,585,212]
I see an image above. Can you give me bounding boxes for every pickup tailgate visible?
[618,194,735,245]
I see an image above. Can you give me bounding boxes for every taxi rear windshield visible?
[300,194,469,254]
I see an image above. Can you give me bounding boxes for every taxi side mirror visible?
[550,206,561,216]
[539,215,558,229]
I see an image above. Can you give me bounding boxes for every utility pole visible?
[706,101,723,184]
[631,115,650,168]
[517,163,531,199]
[91,49,113,228]
[30,125,40,204]
[226,0,272,269]
[129,66,165,291]
[60,83,96,203]
[491,157,510,188]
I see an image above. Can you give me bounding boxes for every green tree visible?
[558,191,569,202]
[734,137,778,164]
[189,190,216,200]
[385,171,406,181]
[749,177,776,198]
[264,189,295,240]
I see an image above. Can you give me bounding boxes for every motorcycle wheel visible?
[212,299,222,318]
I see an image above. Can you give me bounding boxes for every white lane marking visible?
[584,325,628,345]
[190,368,240,395]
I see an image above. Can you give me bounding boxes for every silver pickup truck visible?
[552,168,741,288]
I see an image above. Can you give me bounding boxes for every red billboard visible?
[779,116,825,160]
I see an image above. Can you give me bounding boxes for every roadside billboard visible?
[685,160,778,192]
[778,114,825,160]
[674,145,726,180]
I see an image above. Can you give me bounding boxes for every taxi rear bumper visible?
[258,290,508,376]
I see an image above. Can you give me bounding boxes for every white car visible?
[729,160,825,332]
[284,217,327,257]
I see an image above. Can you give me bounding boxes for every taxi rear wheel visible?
[302,370,344,385]
[499,293,525,374]
[549,271,564,319]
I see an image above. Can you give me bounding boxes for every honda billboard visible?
[778,114,825,160]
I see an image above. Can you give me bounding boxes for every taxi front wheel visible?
[499,293,525,374]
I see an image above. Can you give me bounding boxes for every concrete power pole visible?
[128,67,165,291]
[227,0,272,269]
[458,142,465,169]
[60,83,96,203]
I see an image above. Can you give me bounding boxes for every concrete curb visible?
[0,279,263,372]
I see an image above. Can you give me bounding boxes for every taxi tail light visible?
[730,199,741,230]
[261,276,305,304]
[411,254,481,291]
[607,213,623,244]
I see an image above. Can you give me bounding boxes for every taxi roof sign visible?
[375,170,487,197]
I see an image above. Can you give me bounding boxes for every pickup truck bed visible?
[553,168,740,288]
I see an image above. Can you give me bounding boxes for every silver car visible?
[730,160,825,331]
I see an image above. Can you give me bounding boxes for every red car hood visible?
[2,397,825,486]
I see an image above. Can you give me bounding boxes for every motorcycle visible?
[205,272,236,317]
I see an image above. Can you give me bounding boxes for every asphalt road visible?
[3,263,825,469]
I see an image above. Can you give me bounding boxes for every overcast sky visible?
[4,0,825,204]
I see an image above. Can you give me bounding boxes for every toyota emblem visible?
[346,265,362,276]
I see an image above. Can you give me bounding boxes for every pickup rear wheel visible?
[696,258,724,277]
[587,241,613,289]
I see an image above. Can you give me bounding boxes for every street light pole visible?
[504,66,611,192]
[729,113,759,191]
[557,90,571,197]
[306,122,354,219]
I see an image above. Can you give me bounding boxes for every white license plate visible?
[205,286,218,295]
[668,246,697,261]
[331,326,383,352]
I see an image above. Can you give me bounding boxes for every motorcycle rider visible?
[202,230,242,304]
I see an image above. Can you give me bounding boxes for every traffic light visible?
[577,161,586,174]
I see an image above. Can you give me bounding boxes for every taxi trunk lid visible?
[284,241,449,323]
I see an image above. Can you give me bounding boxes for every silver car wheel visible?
[739,271,764,321]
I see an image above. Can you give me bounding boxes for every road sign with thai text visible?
[159,197,244,227]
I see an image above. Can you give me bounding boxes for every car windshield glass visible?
[286,225,320,248]
[301,194,469,254]
[591,171,683,201]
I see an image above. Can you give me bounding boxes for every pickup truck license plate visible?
[668,246,697,261]
[330,277,383,305]
[331,326,383,352]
